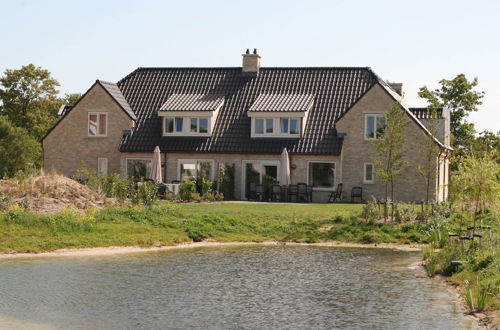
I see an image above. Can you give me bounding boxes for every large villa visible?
[42,50,451,202]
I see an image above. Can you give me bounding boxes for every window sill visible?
[363,181,375,185]
[87,135,107,138]
[310,187,335,191]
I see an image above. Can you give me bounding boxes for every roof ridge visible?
[132,66,373,70]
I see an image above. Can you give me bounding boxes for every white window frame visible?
[125,157,153,179]
[163,116,211,136]
[177,159,215,181]
[307,161,336,191]
[241,160,281,200]
[363,163,374,184]
[97,157,108,175]
[364,114,385,140]
[251,117,302,138]
[88,112,108,137]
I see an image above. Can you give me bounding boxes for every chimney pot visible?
[246,48,250,54]
[253,48,257,55]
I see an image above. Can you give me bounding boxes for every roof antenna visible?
[253,48,258,55]
[246,49,250,54]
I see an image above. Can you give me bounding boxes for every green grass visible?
[0,202,430,253]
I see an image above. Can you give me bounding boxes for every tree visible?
[472,130,500,158]
[417,108,441,203]
[418,74,484,166]
[372,102,410,202]
[0,64,62,141]
[0,116,42,178]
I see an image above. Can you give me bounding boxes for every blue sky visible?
[1,0,499,132]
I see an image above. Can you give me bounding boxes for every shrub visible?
[214,192,224,201]
[362,196,380,223]
[191,192,202,202]
[432,202,454,218]
[395,203,415,222]
[201,178,213,197]
[132,181,158,206]
[361,231,382,244]
[179,181,195,201]
[218,163,235,200]
[111,176,134,203]
[423,216,449,248]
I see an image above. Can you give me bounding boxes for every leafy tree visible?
[63,93,82,107]
[0,64,62,140]
[417,108,441,203]
[418,74,484,166]
[0,116,41,178]
[472,130,500,158]
[372,102,410,202]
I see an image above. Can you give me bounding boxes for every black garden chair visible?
[351,186,363,202]
[288,184,298,203]
[271,184,282,202]
[328,183,343,203]
[255,184,265,201]
[297,182,309,203]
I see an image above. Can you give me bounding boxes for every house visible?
[42,50,451,202]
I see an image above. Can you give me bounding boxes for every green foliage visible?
[218,163,235,200]
[0,64,62,141]
[132,181,158,206]
[190,192,202,203]
[362,196,380,223]
[418,74,485,166]
[395,203,415,222]
[201,178,213,196]
[179,181,195,201]
[423,216,449,248]
[111,176,134,203]
[450,152,500,214]
[372,102,410,201]
[0,116,42,178]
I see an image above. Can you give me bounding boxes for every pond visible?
[0,246,477,330]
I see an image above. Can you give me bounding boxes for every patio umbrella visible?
[151,146,162,183]
[280,148,291,186]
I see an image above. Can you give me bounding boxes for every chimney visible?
[388,82,403,96]
[242,48,261,74]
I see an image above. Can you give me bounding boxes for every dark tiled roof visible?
[57,105,72,118]
[118,67,378,154]
[98,80,137,120]
[159,93,225,112]
[410,107,443,119]
[248,94,314,112]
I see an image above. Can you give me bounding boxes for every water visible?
[0,246,477,330]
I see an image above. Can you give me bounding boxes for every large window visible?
[178,159,214,182]
[164,117,209,135]
[308,162,335,189]
[365,114,386,140]
[88,112,107,137]
[253,117,301,137]
[126,158,152,181]
[364,163,374,184]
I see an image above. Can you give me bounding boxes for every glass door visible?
[242,161,280,200]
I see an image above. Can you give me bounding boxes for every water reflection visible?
[0,246,477,330]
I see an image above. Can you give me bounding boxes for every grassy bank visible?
[0,202,431,253]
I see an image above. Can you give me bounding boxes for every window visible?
[365,114,386,139]
[126,158,152,181]
[308,162,335,189]
[290,119,300,134]
[88,112,107,137]
[280,118,300,135]
[97,157,108,175]
[265,118,273,133]
[364,163,374,184]
[255,119,264,134]
[175,117,183,132]
[178,160,214,182]
[280,118,289,133]
[165,118,174,133]
[164,117,209,135]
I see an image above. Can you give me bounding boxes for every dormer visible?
[158,94,224,136]
[247,94,314,138]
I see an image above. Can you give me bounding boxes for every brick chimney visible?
[388,82,403,96]
[242,48,261,74]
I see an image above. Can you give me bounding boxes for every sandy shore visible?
[0,241,425,259]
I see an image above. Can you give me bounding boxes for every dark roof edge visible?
[96,80,137,120]
[118,147,342,155]
[124,66,373,71]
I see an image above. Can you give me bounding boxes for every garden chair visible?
[248,182,257,200]
[328,183,343,203]
[271,184,282,202]
[287,184,298,203]
[255,184,265,201]
[351,186,363,202]
[297,182,309,202]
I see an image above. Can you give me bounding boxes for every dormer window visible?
[158,94,224,137]
[248,94,313,138]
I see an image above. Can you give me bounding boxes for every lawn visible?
[0,202,430,253]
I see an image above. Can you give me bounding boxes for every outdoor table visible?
[165,183,180,195]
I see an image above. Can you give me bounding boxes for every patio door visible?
[241,160,280,200]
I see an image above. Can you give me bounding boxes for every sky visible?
[1,0,499,132]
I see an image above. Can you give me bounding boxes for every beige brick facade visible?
[43,83,134,178]
[336,83,446,202]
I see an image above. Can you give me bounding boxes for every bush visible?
[132,181,158,206]
[362,196,380,223]
[191,192,202,202]
[111,176,134,203]
[395,203,415,222]
[218,163,235,200]
[432,202,454,218]
[423,216,449,248]
[201,178,213,197]
[179,181,195,201]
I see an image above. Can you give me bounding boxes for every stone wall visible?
[43,83,134,177]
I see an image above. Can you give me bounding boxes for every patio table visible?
[165,183,180,195]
